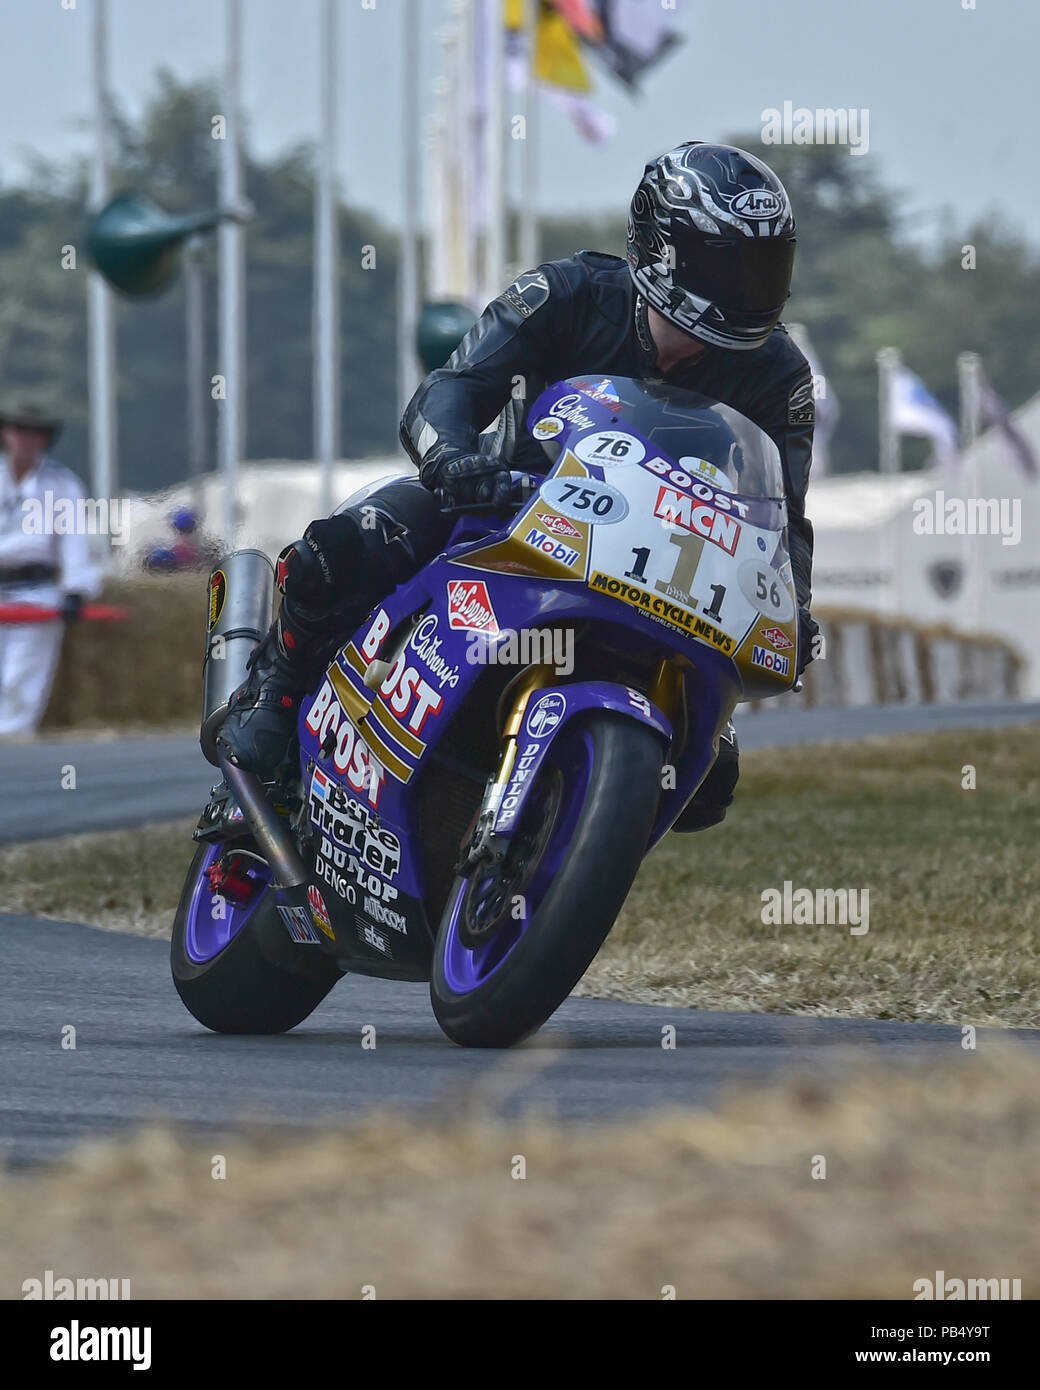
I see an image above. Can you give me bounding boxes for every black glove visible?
[61,592,84,624]
[797,606,819,675]
[433,453,512,513]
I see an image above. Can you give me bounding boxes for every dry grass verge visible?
[2,726,1037,1026]
[2,1048,1037,1299]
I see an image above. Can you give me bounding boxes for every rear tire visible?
[171,845,339,1034]
[430,713,664,1047]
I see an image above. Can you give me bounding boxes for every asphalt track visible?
[1,700,1038,1168]
[4,915,1038,1170]
[2,700,1038,846]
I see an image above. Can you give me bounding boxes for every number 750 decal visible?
[539,475,628,524]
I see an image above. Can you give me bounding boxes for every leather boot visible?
[215,611,326,776]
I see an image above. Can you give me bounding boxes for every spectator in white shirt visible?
[0,404,101,735]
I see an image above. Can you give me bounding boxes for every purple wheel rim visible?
[440,725,595,995]
[183,843,272,964]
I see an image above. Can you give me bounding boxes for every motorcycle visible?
[171,375,798,1047]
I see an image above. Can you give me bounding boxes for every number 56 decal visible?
[738,561,794,621]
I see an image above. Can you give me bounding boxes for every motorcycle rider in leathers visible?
[217,141,820,831]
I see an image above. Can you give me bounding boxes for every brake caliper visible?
[205,852,259,906]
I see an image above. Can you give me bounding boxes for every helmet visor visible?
[673,230,795,314]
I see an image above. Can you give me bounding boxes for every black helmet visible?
[627,142,796,351]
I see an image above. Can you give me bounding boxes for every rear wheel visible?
[171,844,339,1034]
[431,712,664,1047]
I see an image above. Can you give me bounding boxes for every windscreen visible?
[599,377,786,500]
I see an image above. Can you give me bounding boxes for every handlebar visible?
[436,470,541,516]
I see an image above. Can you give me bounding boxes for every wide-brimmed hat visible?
[0,402,63,439]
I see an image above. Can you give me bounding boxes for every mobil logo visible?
[523,527,581,568]
[751,645,791,677]
[447,579,500,634]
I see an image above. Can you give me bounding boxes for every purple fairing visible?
[183,843,272,963]
[287,375,789,967]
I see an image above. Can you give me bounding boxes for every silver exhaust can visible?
[200,549,275,766]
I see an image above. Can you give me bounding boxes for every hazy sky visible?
[1,0,1037,249]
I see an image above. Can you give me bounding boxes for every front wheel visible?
[431,712,664,1047]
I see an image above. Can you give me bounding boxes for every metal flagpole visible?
[184,236,208,522]
[218,0,246,543]
[958,350,983,632]
[876,347,901,615]
[518,0,539,271]
[88,0,117,541]
[398,0,421,419]
[958,350,981,449]
[429,29,452,300]
[454,0,476,305]
[876,347,901,477]
[482,0,506,305]
[314,0,341,519]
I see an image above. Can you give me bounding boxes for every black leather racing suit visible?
[289,252,816,829]
[400,251,816,612]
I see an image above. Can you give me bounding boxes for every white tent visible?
[810,390,1040,694]
[115,456,414,569]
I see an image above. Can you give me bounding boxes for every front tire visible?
[171,844,339,1034]
[431,713,664,1047]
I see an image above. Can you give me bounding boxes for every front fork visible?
[456,662,556,875]
[457,657,683,875]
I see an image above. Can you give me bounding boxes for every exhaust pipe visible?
[218,754,309,890]
[200,550,275,766]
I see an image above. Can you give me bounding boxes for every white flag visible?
[890,365,958,462]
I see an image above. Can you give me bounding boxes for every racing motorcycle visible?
[172,375,799,1047]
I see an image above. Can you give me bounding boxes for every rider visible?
[217,141,820,831]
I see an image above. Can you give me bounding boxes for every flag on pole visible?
[978,367,1038,477]
[587,0,683,88]
[890,365,958,463]
[505,0,615,142]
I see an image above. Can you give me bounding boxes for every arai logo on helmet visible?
[731,189,783,219]
[526,692,566,739]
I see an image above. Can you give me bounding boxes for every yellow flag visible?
[535,4,590,91]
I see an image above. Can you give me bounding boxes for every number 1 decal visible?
[655,531,704,604]
[702,583,726,622]
[626,546,650,581]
